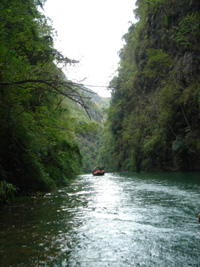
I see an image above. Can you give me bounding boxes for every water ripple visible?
[0,172,200,266]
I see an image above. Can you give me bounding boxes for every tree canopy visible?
[0,0,88,202]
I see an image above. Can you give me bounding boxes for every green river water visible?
[0,172,200,266]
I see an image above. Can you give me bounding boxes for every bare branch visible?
[0,79,92,118]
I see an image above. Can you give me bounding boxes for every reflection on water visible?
[0,172,200,266]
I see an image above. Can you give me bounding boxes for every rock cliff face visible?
[102,0,200,172]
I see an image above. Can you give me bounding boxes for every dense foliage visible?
[70,90,110,173]
[101,0,200,172]
[1,0,199,204]
[0,0,85,203]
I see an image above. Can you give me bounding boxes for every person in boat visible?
[92,167,104,175]
[93,166,101,172]
[101,168,105,174]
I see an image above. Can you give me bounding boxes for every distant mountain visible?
[68,89,110,173]
[81,88,110,123]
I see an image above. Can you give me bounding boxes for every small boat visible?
[92,167,105,176]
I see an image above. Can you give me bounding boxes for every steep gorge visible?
[101,0,200,172]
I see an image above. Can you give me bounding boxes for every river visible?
[0,172,200,266]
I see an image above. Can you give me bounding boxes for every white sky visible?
[44,0,137,97]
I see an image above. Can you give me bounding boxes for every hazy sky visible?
[44,0,137,97]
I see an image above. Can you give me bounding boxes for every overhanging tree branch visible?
[0,79,93,118]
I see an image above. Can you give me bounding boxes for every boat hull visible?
[92,172,105,176]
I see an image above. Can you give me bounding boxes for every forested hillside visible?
[1,0,199,203]
[68,90,110,173]
[0,0,91,202]
[101,0,200,172]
